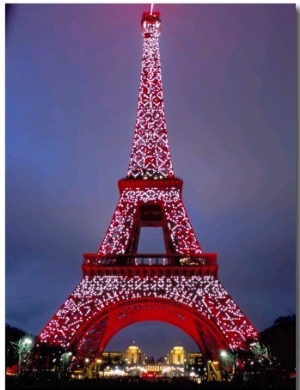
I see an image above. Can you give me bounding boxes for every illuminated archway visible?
[72,298,229,361]
[106,321,198,356]
[39,269,258,362]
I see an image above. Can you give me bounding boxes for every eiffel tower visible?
[38,10,258,363]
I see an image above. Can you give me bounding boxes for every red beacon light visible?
[141,11,161,36]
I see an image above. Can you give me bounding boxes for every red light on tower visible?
[141,12,161,37]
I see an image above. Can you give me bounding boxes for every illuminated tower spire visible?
[95,10,203,257]
[37,10,259,365]
[127,11,174,179]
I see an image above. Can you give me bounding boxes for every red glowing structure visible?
[38,11,258,362]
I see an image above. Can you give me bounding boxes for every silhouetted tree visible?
[260,314,296,372]
[5,324,26,368]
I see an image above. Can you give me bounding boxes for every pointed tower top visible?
[141,11,161,37]
[127,10,174,180]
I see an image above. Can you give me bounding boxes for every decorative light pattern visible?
[98,185,202,257]
[39,274,258,352]
[127,12,174,179]
[37,9,259,362]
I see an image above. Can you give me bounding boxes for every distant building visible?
[123,344,145,365]
[188,352,204,366]
[167,345,187,365]
[97,344,203,375]
[101,351,124,365]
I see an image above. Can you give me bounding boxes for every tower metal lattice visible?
[37,10,258,363]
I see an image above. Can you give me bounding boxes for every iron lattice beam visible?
[38,272,258,360]
[37,9,259,364]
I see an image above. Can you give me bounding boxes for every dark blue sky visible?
[5,3,296,359]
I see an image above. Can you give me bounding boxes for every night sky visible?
[5,3,296,359]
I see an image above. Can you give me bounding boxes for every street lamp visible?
[84,358,90,378]
[17,336,33,378]
[95,359,102,377]
[220,349,236,381]
[60,351,72,378]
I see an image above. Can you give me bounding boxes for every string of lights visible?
[39,274,257,352]
[37,10,258,362]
